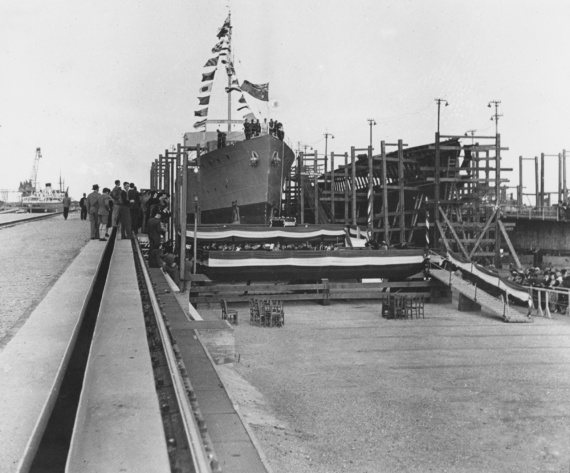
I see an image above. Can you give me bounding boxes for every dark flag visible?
[204,57,218,67]
[194,108,208,117]
[241,80,269,101]
[212,40,228,54]
[199,83,212,94]
[238,95,247,104]
[217,15,231,38]
[202,71,215,82]
[193,119,206,129]
[198,96,210,105]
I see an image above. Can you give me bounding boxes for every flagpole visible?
[227,12,232,133]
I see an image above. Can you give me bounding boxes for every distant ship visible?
[20,182,65,213]
[183,13,295,225]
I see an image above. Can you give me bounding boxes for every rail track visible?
[0,231,217,473]
[0,211,63,229]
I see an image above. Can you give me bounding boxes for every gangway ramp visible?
[430,268,532,323]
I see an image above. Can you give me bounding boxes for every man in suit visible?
[79,193,87,220]
[119,181,133,239]
[110,180,122,229]
[96,187,111,241]
[147,211,164,250]
[128,183,140,234]
[62,193,72,220]
[85,184,100,240]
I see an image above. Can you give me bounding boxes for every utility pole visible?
[324,132,334,173]
[435,98,448,134]
[367,119,376,150]
[488,100,502,135]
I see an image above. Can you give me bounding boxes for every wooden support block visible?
[321,279,331,306]
[457,293,481,312]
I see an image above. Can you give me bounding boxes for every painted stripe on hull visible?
[186,227,347,240]
[200,263,424,281]
[208,255,424,268]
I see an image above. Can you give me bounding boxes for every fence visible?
[526,285,570,318]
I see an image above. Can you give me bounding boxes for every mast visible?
[226,12,232,133]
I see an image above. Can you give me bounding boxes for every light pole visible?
[435,98,449,134]
[367,119,376,150]
[488,100,502,135]
[324,132,334,173]
[193,196,198,274]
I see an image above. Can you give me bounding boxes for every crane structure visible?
[30,147,42,192]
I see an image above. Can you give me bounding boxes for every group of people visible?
[243,118,261,140]
[508,266,570,314]
[268,119,284,140]
[81,182,172,243]
[238,118,286,142]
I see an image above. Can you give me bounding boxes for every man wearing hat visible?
[86,184,101,240]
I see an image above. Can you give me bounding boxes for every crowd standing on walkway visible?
[80,181,178,284]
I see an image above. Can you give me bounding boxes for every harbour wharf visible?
[1,213,569,471]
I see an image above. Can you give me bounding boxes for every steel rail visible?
[0,212,62,229]
[133,240,212,473]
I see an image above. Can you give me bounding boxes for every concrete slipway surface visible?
[200,298,570,473]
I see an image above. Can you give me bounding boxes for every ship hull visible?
[186,134,295,225]
[198,249,426,282]
[21,202,63,213]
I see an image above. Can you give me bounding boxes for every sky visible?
[1,0,570,202]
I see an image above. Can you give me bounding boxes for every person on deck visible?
[276,121,284,140]
[253,119,261,137]
[231,200,240,224]
[244,119,251,140]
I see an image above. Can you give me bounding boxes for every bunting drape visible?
[193,14,264,130]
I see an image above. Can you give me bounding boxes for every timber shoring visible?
[189,279,443,306]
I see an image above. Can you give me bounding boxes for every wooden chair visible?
[220,299,238,324]
[403,296,415,319]
[415,296,425,319]
[392,295,406,319]
[270,300,285,327]
[249,299,260,324]
[381,295,392,318]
